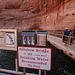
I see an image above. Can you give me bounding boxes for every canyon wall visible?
[0,0,75,31]
[0,0,42,31]
[41,0,75,31]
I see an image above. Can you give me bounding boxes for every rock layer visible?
[0,0,75,31]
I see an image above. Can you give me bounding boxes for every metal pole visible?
[23,68,26,74]
[44,71,46,75]
[44,30,47,75]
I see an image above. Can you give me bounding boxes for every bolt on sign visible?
[0,29,17,51]
[18,46,52,71]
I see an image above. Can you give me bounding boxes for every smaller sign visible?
[38,34,46,46]
[22,31,35,46]
[37,31,47,46]
[18,46,52,71]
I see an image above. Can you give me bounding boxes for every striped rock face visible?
[0,0,23,9]
[0,0,75,31]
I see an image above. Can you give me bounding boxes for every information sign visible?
[22,31,35,46]
[38,34,46,46]
[18,46,52,71]
[0,29,17,51]
[37,31,47,46]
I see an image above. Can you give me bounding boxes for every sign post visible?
[21,31,48,75]
[39,70,41,75]
[23,68,26,74]
[15,52,18,72]
[44,71,46,75]
[37,31,47,75]
[21,31,36,74]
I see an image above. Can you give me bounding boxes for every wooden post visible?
[68,36,71,45]
[56,31,57,37]
[44,71,46,75]
[23,68,26,74]
[62,35,64,42]
[15,52,18,72]
[39,70,41,75]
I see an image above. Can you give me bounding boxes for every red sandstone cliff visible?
[0,0,75,31]
[41,0,75,30]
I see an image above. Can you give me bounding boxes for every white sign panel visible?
[37,34,46,46]
[6,33,15,47]
[18,46,52,71]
